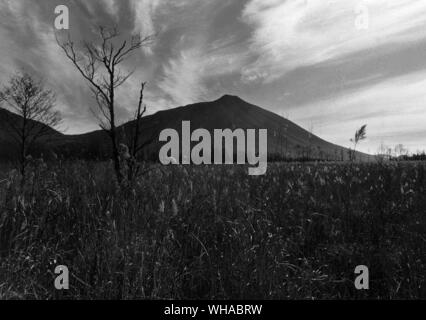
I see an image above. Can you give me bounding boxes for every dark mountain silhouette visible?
[0,107,63,160]
[0,95,371,162]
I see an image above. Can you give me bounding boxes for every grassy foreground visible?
[0,161,425,299]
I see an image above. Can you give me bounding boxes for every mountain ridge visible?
[0,95,372,161]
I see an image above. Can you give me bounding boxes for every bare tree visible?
[376,142,388,162]
[57,26,154,182]
[394,144,407,160]
[350,124,367,161]
[0,72,61,181]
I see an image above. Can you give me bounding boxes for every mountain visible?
[0,107,63,160]
[0,95,371,162]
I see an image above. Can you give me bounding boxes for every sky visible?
[1,0,426,154]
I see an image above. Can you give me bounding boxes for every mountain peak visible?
[216,94,244,103]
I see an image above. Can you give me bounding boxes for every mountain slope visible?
[0,108,63,160]
[0,95,371,161]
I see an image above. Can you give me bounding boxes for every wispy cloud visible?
[241,0,426,83]
[104,0,118,16]
[291,70,426,153]
[154,1,247,106]
[157,49,208,106]
[130,0,162,55]
[157,42,245,106]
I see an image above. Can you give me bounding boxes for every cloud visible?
[157,40,247,107]
[153,0,249,107]
[131,0,159,34]
[104,0,118,16]
[129,0,213,54]
[157,48,208,106]
[241,0,426,83]
[290,70,426,152]
[130,0,165,55]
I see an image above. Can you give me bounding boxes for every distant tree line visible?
[376,143,426,161]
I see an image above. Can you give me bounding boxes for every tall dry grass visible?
[0,160,425,299]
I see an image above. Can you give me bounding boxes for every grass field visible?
[0,160,425,299]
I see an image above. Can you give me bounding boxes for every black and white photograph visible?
[0,0,425,306]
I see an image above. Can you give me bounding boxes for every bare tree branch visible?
[56,26,154,183]
[0,72,62,184]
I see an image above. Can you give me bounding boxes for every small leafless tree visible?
[394,144,408,160]
[57,26,154,182]
[376,142,388,162]
[350,124,367,161]
[0,72,61,181]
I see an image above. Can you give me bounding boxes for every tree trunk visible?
[20,115,27,188]
[110,128,122,183]
[109,69,123,183]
